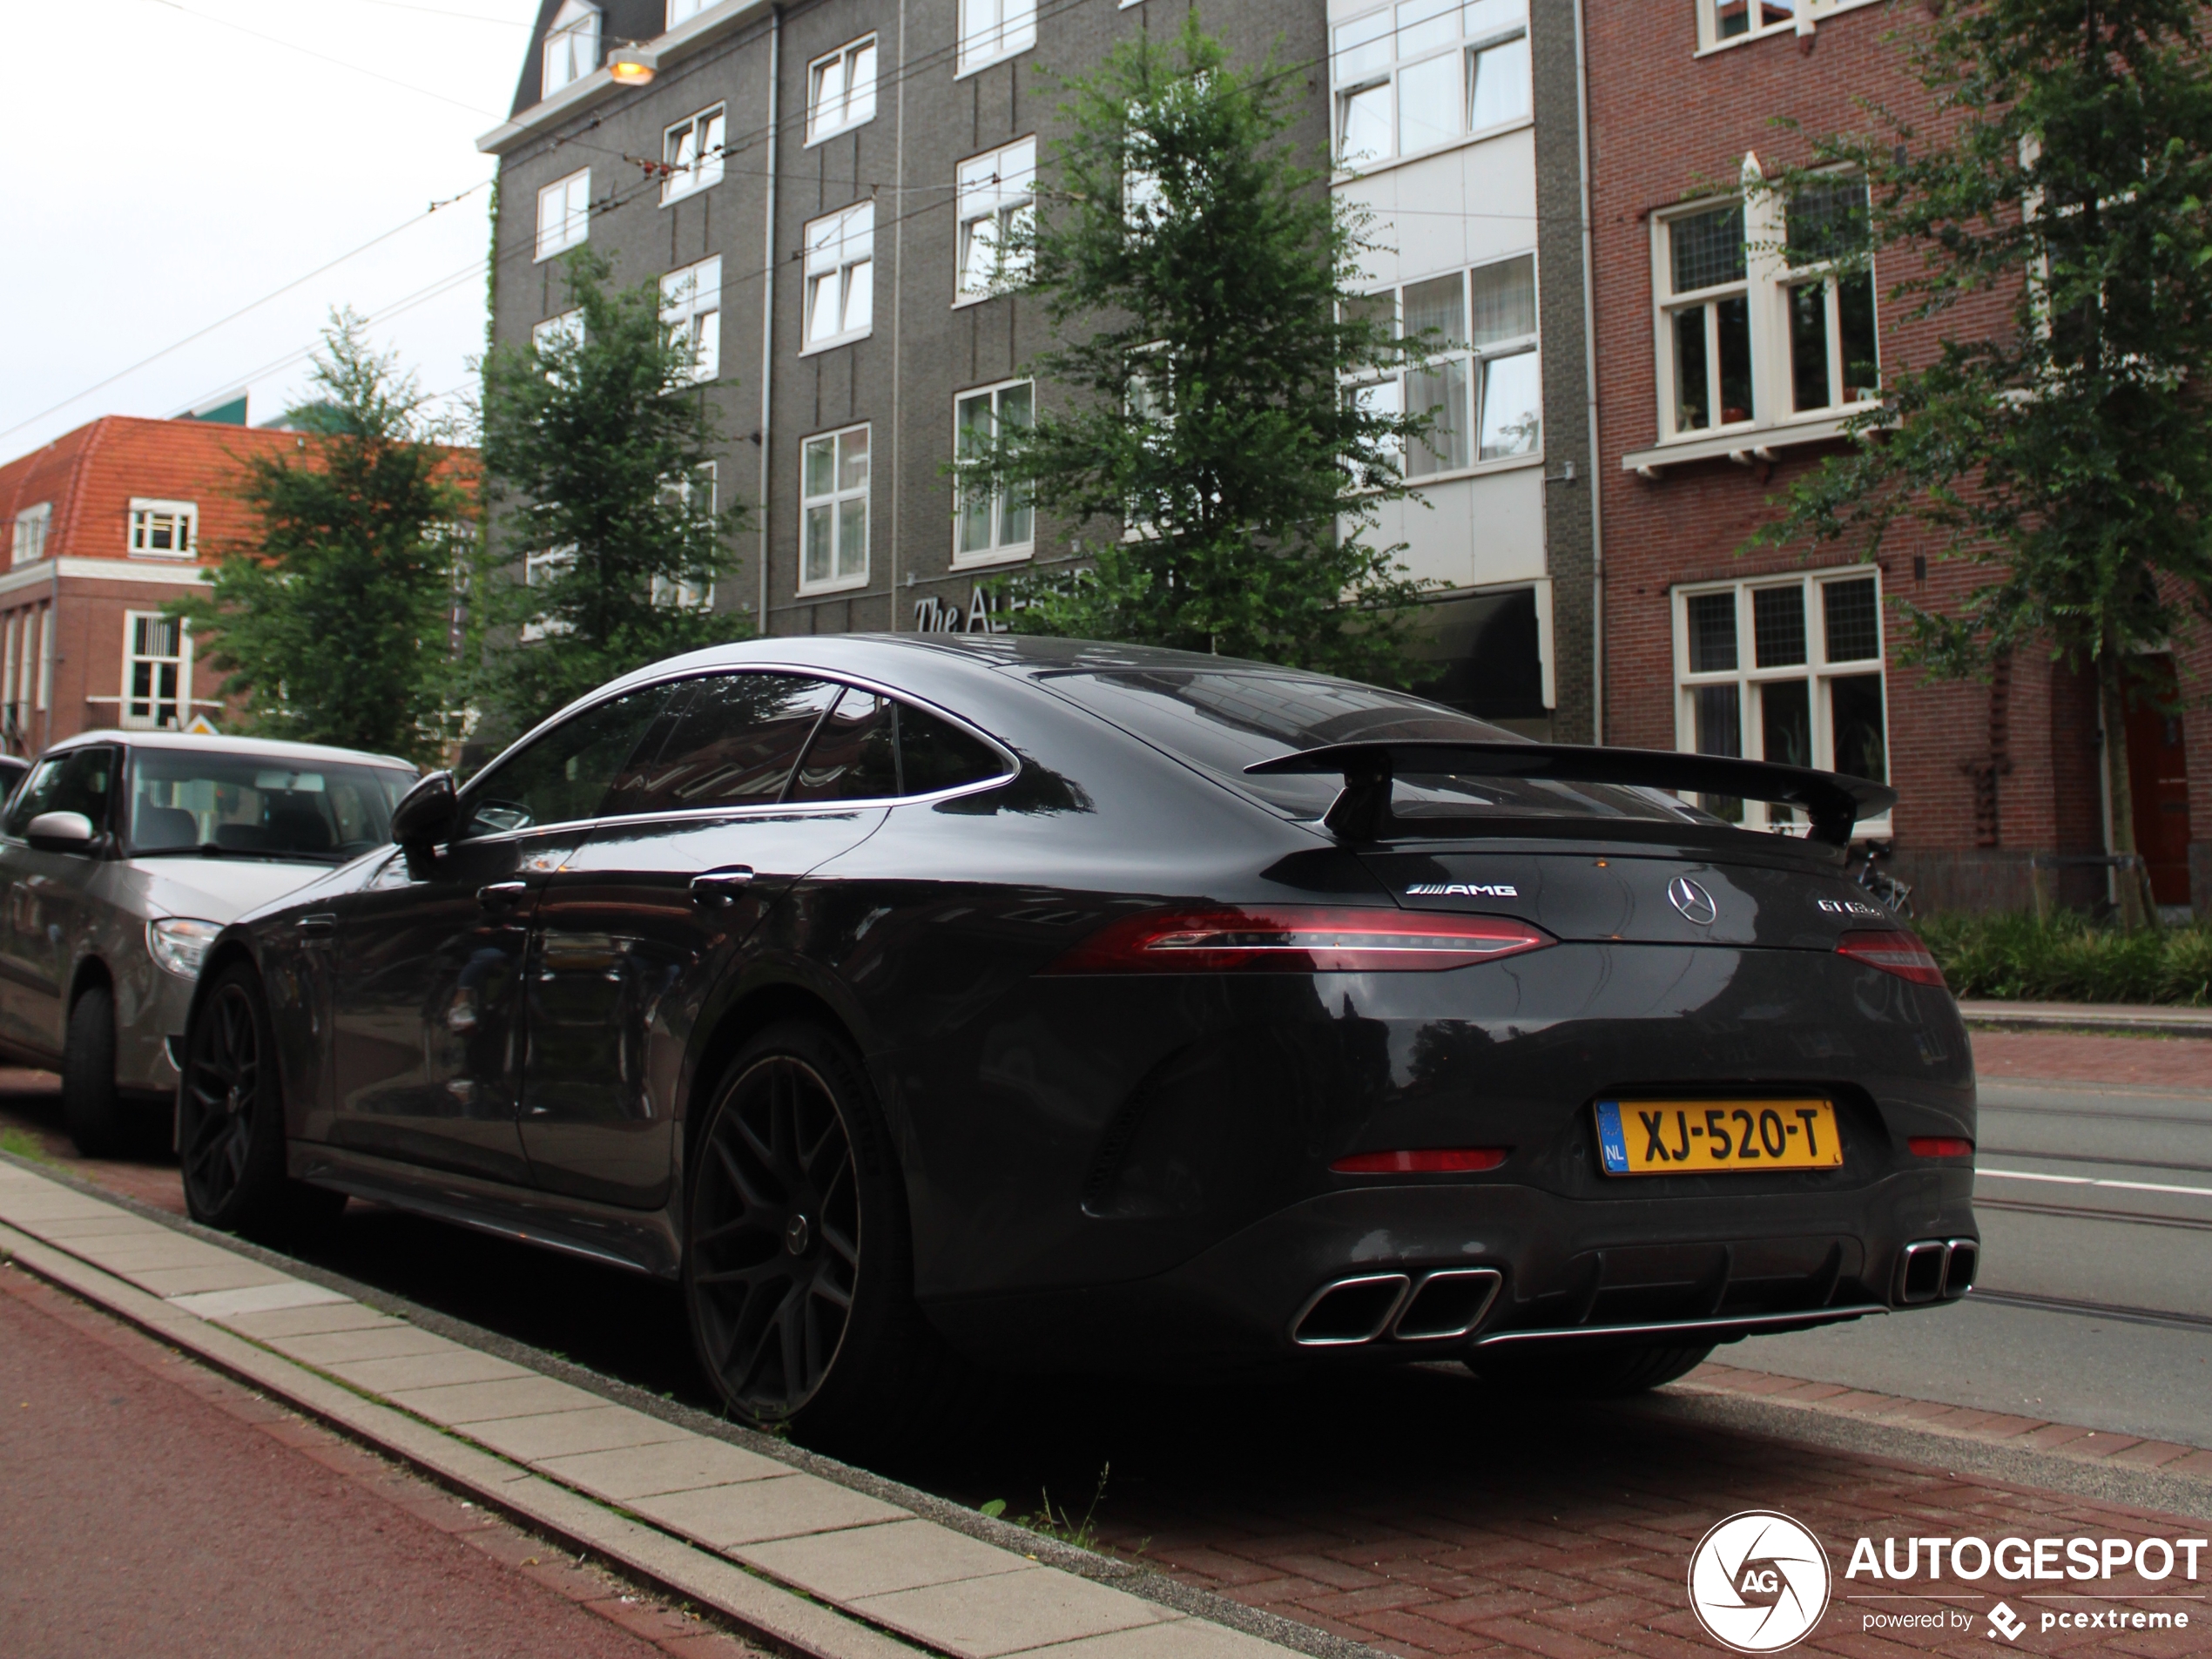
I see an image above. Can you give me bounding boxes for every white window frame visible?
[11,502,50,568]
[806,37,879,145]
[1330,0,1530,173]
[665,0,711,28]
[1672,568,1891,835]
[1651,170,1878,444]
[653,462,717,610]
[954,379,1035,567]
[954,138,1037,303]
[800,425,871,593]
[536,168,591,262]
[801,202,875,354]
[1694,0,1876,54]
[662,105,725,203]
[123,610,191,731]
[128,498,197,559]
[1367,253,1542,482]
[660,257,722,383]
[532,309,583,360]
[543,1,601,95]
[957,0,1036,77]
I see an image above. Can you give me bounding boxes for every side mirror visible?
[390,771,459,848]
[25,810,96,854]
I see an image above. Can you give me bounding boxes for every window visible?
[604,673,841,815]
[543,0,600,95]
[954,381,1035,563]
[536,169,590,262]
[662,105,725,202]
[800,425,870,590]
[955,138,1036,300]
[461,685,675,838]
[1653,176,1878,440]
[652,463,717,609]
[660,257,721,382]
[128,499,196,557]
[802,203,874,349]
[12,503,49,568]
[1696,0,1867,50]
[5,745,115,840]
[666,0,711,26]
[125,751,408,860]
[789,686,1008,802]
[532,309,583,359]
[807,37,878,142]
[125,613,188,729]
[958,0,1036,74]
[1331,0,1528,168]
[1369,254,1541,477]
[1,605,48,752]
[1674,570,1888,831]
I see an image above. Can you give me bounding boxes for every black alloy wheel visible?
[687,1051,862,1420]
[179,964,342,1237]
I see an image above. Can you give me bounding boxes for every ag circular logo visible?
[1668,875,1719,925]
[1687,1511,1831,1652]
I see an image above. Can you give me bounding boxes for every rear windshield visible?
[127,750,415,862]
[1037,668,1707,827]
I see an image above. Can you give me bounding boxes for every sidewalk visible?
[0,1153,1324,1659]
[1959,999,2212,1039]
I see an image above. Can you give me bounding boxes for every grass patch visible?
[0,1127,54,1163]
[1919,910,2212,1005]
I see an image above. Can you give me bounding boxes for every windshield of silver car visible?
[125,752,415,862]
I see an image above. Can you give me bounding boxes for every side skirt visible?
[289,1143,682,1279]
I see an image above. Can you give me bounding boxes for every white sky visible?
[0,0,547,459]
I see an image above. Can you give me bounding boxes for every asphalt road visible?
[1746,1075,2212,1447]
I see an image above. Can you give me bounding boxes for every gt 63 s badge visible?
[1689,1511,1831,1652]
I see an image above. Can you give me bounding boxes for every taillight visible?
[1043,906,1553,974]
[1908,1136,1973,1158]
[1836,929,1946,988]
[1331,1147,1509,1174]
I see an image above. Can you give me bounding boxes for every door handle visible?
[477,880,529,909]
[690,868,755,907]
[296,913,335,942]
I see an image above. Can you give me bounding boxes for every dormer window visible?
[543,2,601,96]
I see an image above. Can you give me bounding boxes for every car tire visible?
[60,982,129,1158]
[1467,1340,1716,1399]
[683,1019,957,1451]
[178,963,346,1241]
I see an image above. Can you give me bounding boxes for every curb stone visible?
[0,1150,1379,1659]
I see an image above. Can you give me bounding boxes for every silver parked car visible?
[0,731,417,1153]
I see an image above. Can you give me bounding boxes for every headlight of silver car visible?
[147,918,223,980]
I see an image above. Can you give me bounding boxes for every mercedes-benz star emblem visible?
[1668,875,1719,926]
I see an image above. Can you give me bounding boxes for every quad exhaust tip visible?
[1290,1268,1504,1347]
[1895,1236,1978,1305]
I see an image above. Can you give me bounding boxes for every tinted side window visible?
[896,703,1005,795]
[789,690,899,803]
[5,746,116,838]
[607,673,841,816]
[461,686,671,837]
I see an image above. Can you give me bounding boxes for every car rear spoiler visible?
[1243,741,1897,848]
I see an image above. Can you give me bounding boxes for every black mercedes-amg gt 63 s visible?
[177,635,1976,1440]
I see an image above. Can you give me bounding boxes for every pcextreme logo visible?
[1688,1512,1832,1652]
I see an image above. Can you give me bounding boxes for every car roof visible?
[40,729,416,771]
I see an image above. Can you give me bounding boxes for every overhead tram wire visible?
[0,181,494,447]
[135,0,508,117]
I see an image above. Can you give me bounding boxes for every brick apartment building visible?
[482,0,1598,739]
[0,415,474,759]
[1583,0,2194,914]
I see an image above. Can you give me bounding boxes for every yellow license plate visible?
[1595,1099,1844,1174]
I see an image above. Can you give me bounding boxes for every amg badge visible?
[1406,882,1520,898]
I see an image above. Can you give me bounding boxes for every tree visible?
[964,15,1436,684]
[476,248,749,732]
[1751,0,2212,923]
[182,312,469,764]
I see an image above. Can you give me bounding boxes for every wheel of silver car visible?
[179,963,341,1238]
[683,1021,956,1445]
[686,1049,862,1420]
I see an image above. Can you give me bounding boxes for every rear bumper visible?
[924,1165,1977,1371]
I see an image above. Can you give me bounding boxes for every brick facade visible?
[1584,0,2166,914]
